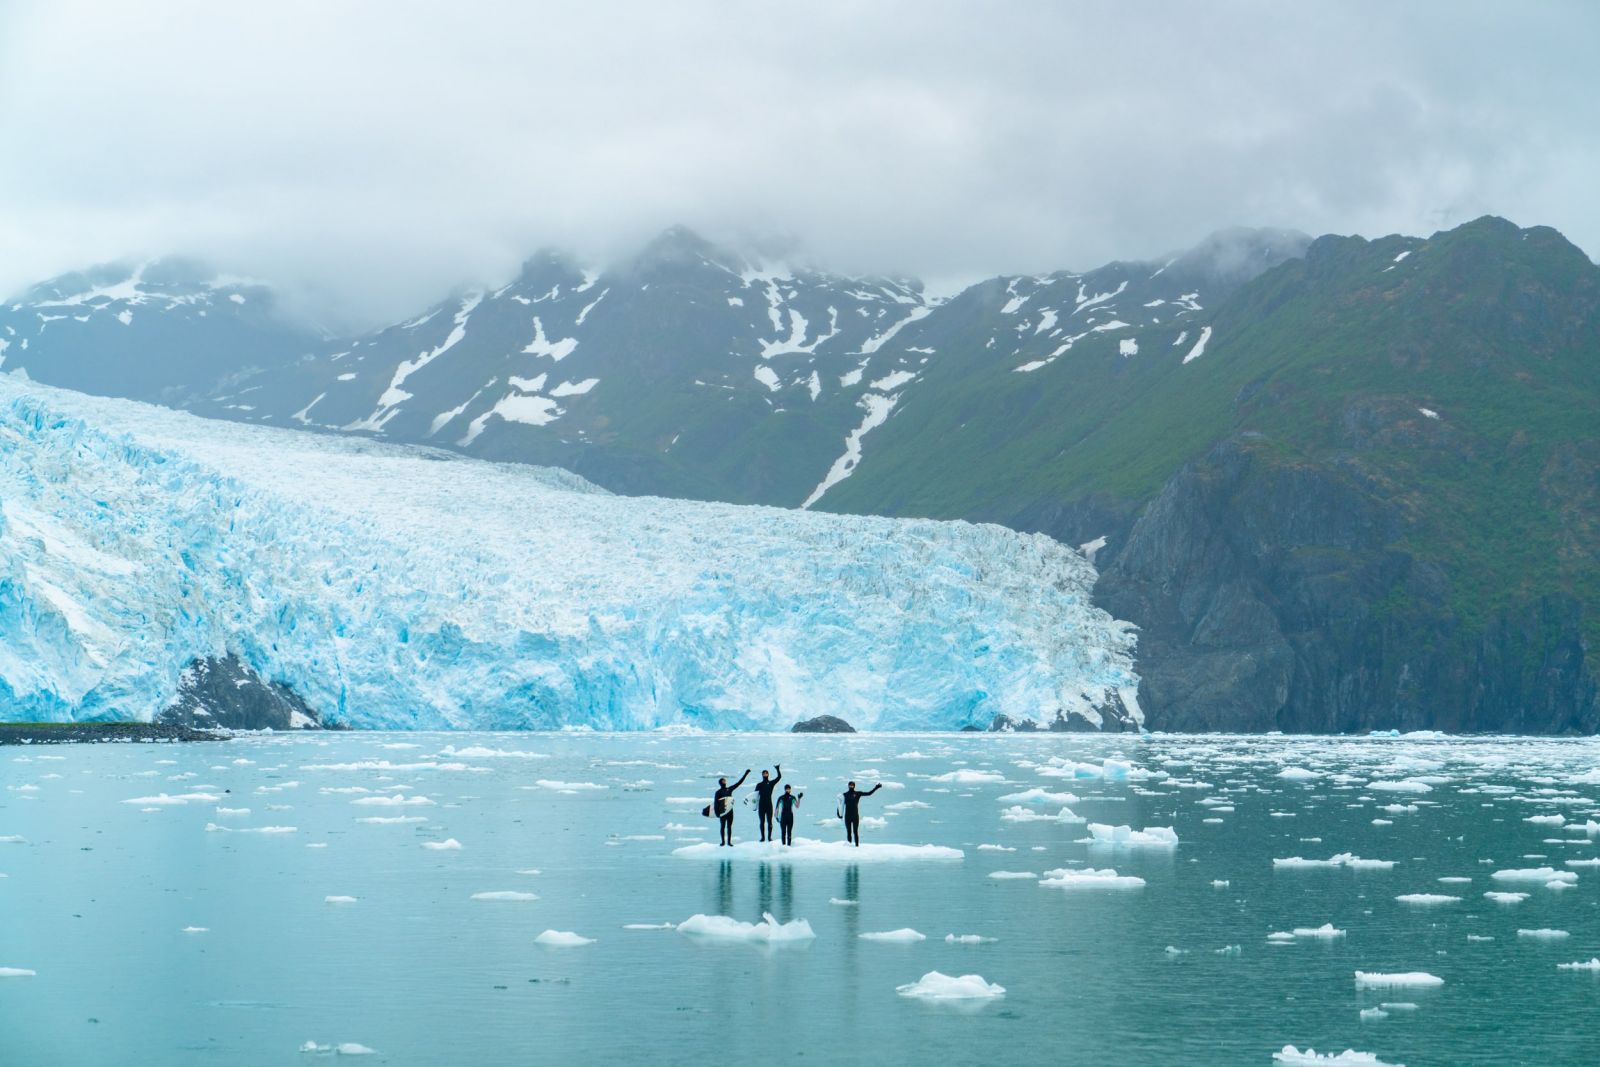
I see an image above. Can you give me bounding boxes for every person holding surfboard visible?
[751,766,782,842]
[839,780,883,847]
[709,769,750,846]
[774,784,803,846]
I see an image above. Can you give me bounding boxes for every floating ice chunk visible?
[1437,877,1472,884]
[1517,929,1570,940]
[324,895,357,904]
[860,929,926,942]
[1212,880,1231,888]
[1354,972,1443,988]
[623,923,676,930]
[996,788,1080,805]
[1380,804,1418,815]
[1547,880,1576,891]
[1293,925,1346,939]
[182,926,208,933]
[1001,806,1083,824]
[0,967,37,977]
[1278,768,1322,780]
[1526,815,1566,826]
[929,769,1006,785]
[1368,781,1432,794]
[1492,867,1576,884]
[1564,858,1600,868]
[1484,891,1528,904]
[536,930,595,946]
[122,792,221,806]
[895,971,1004,1000]
[673,839,961,863]
[1088,823,1178,848]
[1380,1003,1418,1012]
[422,838,462,851]
[471,891,538,902]
[987,871,1038,880]
[351,795,435,807]
[1395,894,1458,905]
[677,912,815,944]
[1268,932,1297,943]
[205,824,297,833]
[1558,959,1600,971]
[1274,854,1394,871]
[356,815,426,825]
[437,745,547,759]
[531,780,607,792]
[829,898,858,906]
[299,1041,377,1055]
[945,934,996,944]
[1360,1007,1388,1021]
[1274,1046,1401,1066]
[1039,867,1145,889]
[977,844,1016,852]
[885,800,931,811]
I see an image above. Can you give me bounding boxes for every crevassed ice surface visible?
[0,378,1137,727]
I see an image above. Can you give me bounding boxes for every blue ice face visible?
[0,379,1138,729]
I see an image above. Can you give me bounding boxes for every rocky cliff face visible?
[1095,435,1597,733]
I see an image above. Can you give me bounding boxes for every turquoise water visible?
[4,732,1600,1066]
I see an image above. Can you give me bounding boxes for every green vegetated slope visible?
[826,216,1600,649]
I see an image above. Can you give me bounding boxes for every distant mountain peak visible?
[626,225,746,276]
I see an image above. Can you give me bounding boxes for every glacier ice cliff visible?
[0,378,1139,729]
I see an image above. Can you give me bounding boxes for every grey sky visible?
[1,1,1596,327]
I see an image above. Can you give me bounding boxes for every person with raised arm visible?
[839,780,882,847]
[712,769,750,847]
[751,765,782,842]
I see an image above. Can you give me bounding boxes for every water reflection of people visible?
[717,859,733,916]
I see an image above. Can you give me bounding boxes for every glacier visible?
[0,377,1139,729]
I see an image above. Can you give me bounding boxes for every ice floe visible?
[1353,972,1443,988]
[536,930,595,946]
[1273,1048,1401,1066]
[1039,867,1144,889]
[1087,823,1178,848]
[895,972,1004,1000]
[471,891,538,902]
[672,839,961,863]
[677,913,815,943]
[860,929,926,942]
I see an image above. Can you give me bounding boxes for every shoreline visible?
[0,722,224,745]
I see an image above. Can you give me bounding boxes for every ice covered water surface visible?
[5,731,1600,1066]
[0,379,1136,729]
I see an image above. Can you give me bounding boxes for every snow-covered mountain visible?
[0,376,1139,730]
[0,258,322,405]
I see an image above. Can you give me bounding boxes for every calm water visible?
[4,732,1600,1066]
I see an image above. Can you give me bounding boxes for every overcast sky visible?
[1,1,1596,327]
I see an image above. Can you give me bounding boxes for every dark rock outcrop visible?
[988,692,1140,734]
[157,654,329,731]
[791,715,856,734]
[1096,435,1599,733]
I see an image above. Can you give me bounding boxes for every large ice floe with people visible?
[0,378,1138,729]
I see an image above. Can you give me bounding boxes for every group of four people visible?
[711,766,884,847]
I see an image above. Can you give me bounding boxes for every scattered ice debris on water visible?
[299,1041,377,1055]
[1165,946,1189,956]
[1273,854,1394,871]
[1367,781,1432,794]
[215,807,251,816]
[987,871,1038,880]
[860,929,926,942]
[1273,1045,1401,1065]
[1293,924,1346,939]
[1039,867,1145,889]
[531,780,608,792]
[1087,824,1178,848]
[1395,894,1459,905]
[677,913,815,943]
[672,839,962,863]
[0,967,37,978]
[324,896,357,904]
[470,891,538,902]
[1360,1007,1389,1021]
[356,815,426,825]
[351,794,435,807]
[895,972,1005,1000]
[205,824,298,834]
[1001,806,1084,823]
[1557,959,1600,971]
[422,838,462,851]
[1517,929,1570,940]
[1492,867,1577,884]
[122,792,222,806]
[945,934,996,944]
[535,930,595,946]
[1354,972,1443,989]
[1484,891,1528,904]
[1215,945,1242,956]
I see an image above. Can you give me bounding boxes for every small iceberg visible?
[677,912,815,944]
[895,971,1004,1000]
[535,930,595,946]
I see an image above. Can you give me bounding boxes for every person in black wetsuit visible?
[752,766,782,842]
[774,784,803,846]
[840,780,882,846]
[713,769,750,846]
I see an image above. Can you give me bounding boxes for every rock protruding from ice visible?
[677,913,816,944]
[791,715,856,733]
[895,971,1005,1000]
[672,839,962,863]
[0,378,1139,730]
